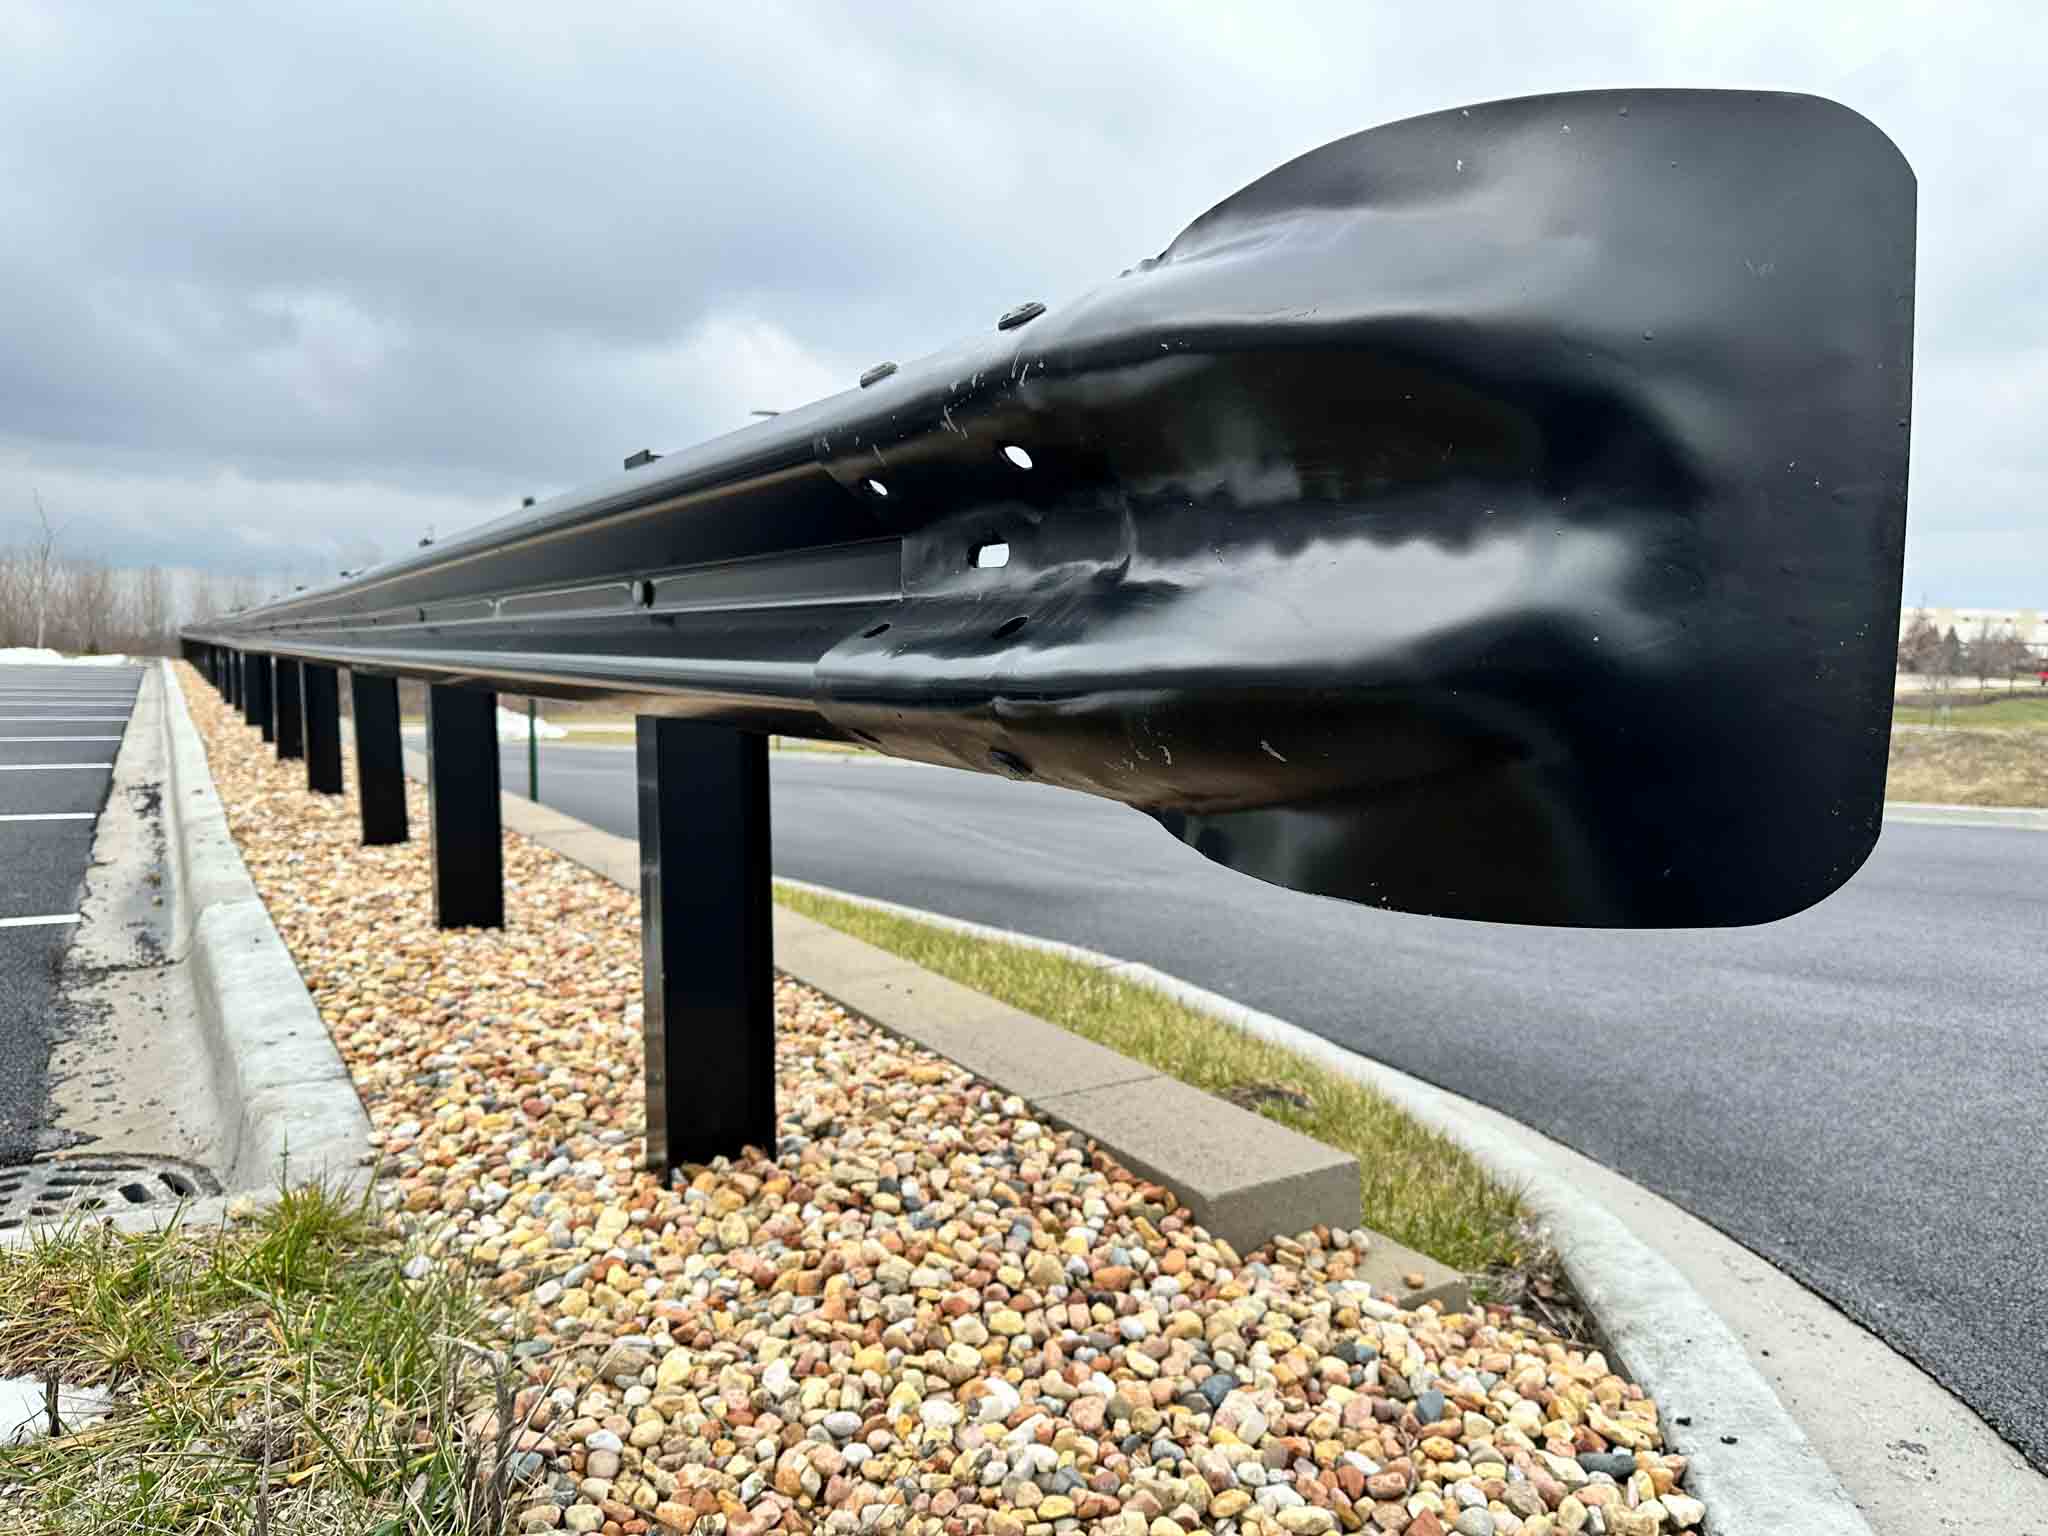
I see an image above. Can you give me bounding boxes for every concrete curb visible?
[1883,800,2048,831]
[769,906,1387,1279]
[773,880,1872,1536]
[156,661,371,1200]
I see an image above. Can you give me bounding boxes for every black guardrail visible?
[186,88,1915,1172]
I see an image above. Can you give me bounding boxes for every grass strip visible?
[0,1184,529,1535]
[775,883,1535,1282]
[1892,693,2048,729]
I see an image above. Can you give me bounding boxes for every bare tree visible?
[225,574,261,614]
[1967,616,1999,691]
[135,566,170,654]
[183,567,224,625]
[25,492,59,650]
[1898,610,1942,678]
[1995,623,2033,692]
[0,552,25,647]
[64,560,117,654]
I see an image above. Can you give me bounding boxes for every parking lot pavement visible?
[0,664,143,1161]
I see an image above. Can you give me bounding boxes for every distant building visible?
[1899,606,2046,652]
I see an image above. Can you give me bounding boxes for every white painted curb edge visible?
[156,661,372,1201]
[775,877,1872,1536]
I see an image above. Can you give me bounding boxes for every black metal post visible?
[228,650,242,710]
[252,654,274,741]
[427,685,503,929]
[304,664,343,794]
[636,718,773,1173]
[274,658,304,760]
[350,672,409,845]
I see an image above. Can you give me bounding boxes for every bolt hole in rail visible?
[184,90,1914,1175]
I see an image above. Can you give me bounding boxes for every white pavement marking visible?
[0,763,114,771]
[0,735,122,742]
[0,716,132,722]
[0,812,95,822]
[0,914,81,929]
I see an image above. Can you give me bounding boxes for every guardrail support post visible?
[275,659,304,760]
[252,655,274,742]
[241,654,259,727]
[350,672,409,845]
[636,718,773,1174]
[427,685,503,929]
[304,664,343,794]
[228,650,242,710]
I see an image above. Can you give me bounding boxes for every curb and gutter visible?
[1882,800,2048,830]
[7,664,370,1245]
[157,661,371,1198]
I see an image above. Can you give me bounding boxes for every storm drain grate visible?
[0,1156,221,1231]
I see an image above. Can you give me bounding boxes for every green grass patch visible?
[1893,692,2048,729]
[0,1183,531,1534]
[775,884,1535,1279]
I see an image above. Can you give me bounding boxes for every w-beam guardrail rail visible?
[184,89,1915,1176]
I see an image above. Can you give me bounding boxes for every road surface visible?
[0,665,141,1163]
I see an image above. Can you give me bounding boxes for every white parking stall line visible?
[0,716,132,722]
[0,812,96,822]
[0,914,82,929]
[0,763,115,771]
[0,735,123,742]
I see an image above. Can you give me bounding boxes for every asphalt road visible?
[0,665,141,1163]
[496,737,2048,1470]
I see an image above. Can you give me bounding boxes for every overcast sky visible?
[1,1,2039,605]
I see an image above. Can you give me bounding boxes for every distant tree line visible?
[1898,611,2038,692]
[0,504,271,655]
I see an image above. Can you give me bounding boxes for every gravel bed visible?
[182,667,1707,1536]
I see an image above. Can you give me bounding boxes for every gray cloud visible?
[0,0,2040,603]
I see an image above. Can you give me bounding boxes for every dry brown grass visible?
[1887,728,2048,807]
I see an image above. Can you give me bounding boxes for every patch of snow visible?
[496,706,567,741]
[0,648,131,666]
[0,1377,115,1445]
